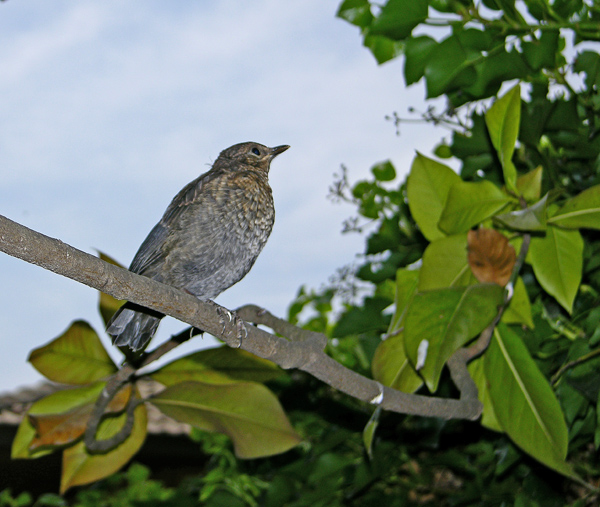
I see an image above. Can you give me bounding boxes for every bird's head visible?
[217,142,290,173]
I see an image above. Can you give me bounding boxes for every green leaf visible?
[485,84,521,193]
[404,284,505,392]
[372,331,423,393]
[333,297,390,337]
[336,0,374,28]
[406,153,462,241]
[434,143,452,159]
[387,268,419,334]
[481,0,502,10]
[523,0,550,21]
[437,180,512,234]
[98,252,126,326]
[371,160,396,181]
[485,324,576,479]
[11,382,106,459]
[60,402,147,493]
[495,0,528,25]
[452,113,492,158]
[494,193,548,231]
[596,389,600,450]
[418,234,475,290]
[363,406,381,460]
[463,50,529,102]
[404,35,437,85]
[150,381,301,459]
[468,356,502,432]
[502,277,534,328]
[424,35,478,98]
[528,227,583,313]
[548,184,600,230]
[574,51,600,91]
[429,0,458,12]
[522,30,559,70]
[363,34,404,64]
[457,28,493,52]
[516,166,543,201]
[368,0,428,40]
[28,321,116,385]
[151,346,282,386]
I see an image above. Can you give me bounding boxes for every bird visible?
[107,141,289,351]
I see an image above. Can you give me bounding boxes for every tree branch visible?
[0,214,484,450]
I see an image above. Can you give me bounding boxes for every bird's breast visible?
[215,172,275,249]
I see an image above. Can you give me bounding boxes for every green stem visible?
[552,347,600,385]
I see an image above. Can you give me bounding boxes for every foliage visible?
[2,379,597,506]
[290,0,600,501]
[6,0,600,503]
[10,268,299,493]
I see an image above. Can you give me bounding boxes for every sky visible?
[0,0,444,392]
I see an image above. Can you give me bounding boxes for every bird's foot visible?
[214,305,248,348]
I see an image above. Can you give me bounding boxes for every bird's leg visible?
[214,305,248,348]
[199,298,247,348]
[214,303,233,334]
[234,315,248,348]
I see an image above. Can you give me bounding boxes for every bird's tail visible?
[107,302,163,351]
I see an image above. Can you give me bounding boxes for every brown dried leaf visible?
[467,228,516,286]
[29,405,92,449]
[28,384,132,450]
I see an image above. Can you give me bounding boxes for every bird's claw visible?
[216,306,247,348]
[216,306,233,334]
[235,317,248,348]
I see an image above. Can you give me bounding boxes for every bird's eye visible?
[251,147,260,156]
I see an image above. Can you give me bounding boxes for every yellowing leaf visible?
[98,252,126,325]
[28,321,116,384]
[150,381,301,459]
[151,346,282,386]
[12,383,106,459]
[28,384,132,450]
[60,401,147,493]
[467,228,516,286]
[29,405,92,450]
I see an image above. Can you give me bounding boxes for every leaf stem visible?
[551,347,600,385]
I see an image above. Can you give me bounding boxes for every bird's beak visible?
[270,145,290,158]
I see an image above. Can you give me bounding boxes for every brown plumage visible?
[107,142,289,350]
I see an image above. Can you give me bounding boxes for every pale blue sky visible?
[0,0,441,391]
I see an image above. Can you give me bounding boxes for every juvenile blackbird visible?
[107,141,289,351]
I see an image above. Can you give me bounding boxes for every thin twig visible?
[84,365,137,453]
[552,347,600,385]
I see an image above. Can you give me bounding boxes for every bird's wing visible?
[128,221,168,275]
[160,173,207,225]
[128,173,211,276]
